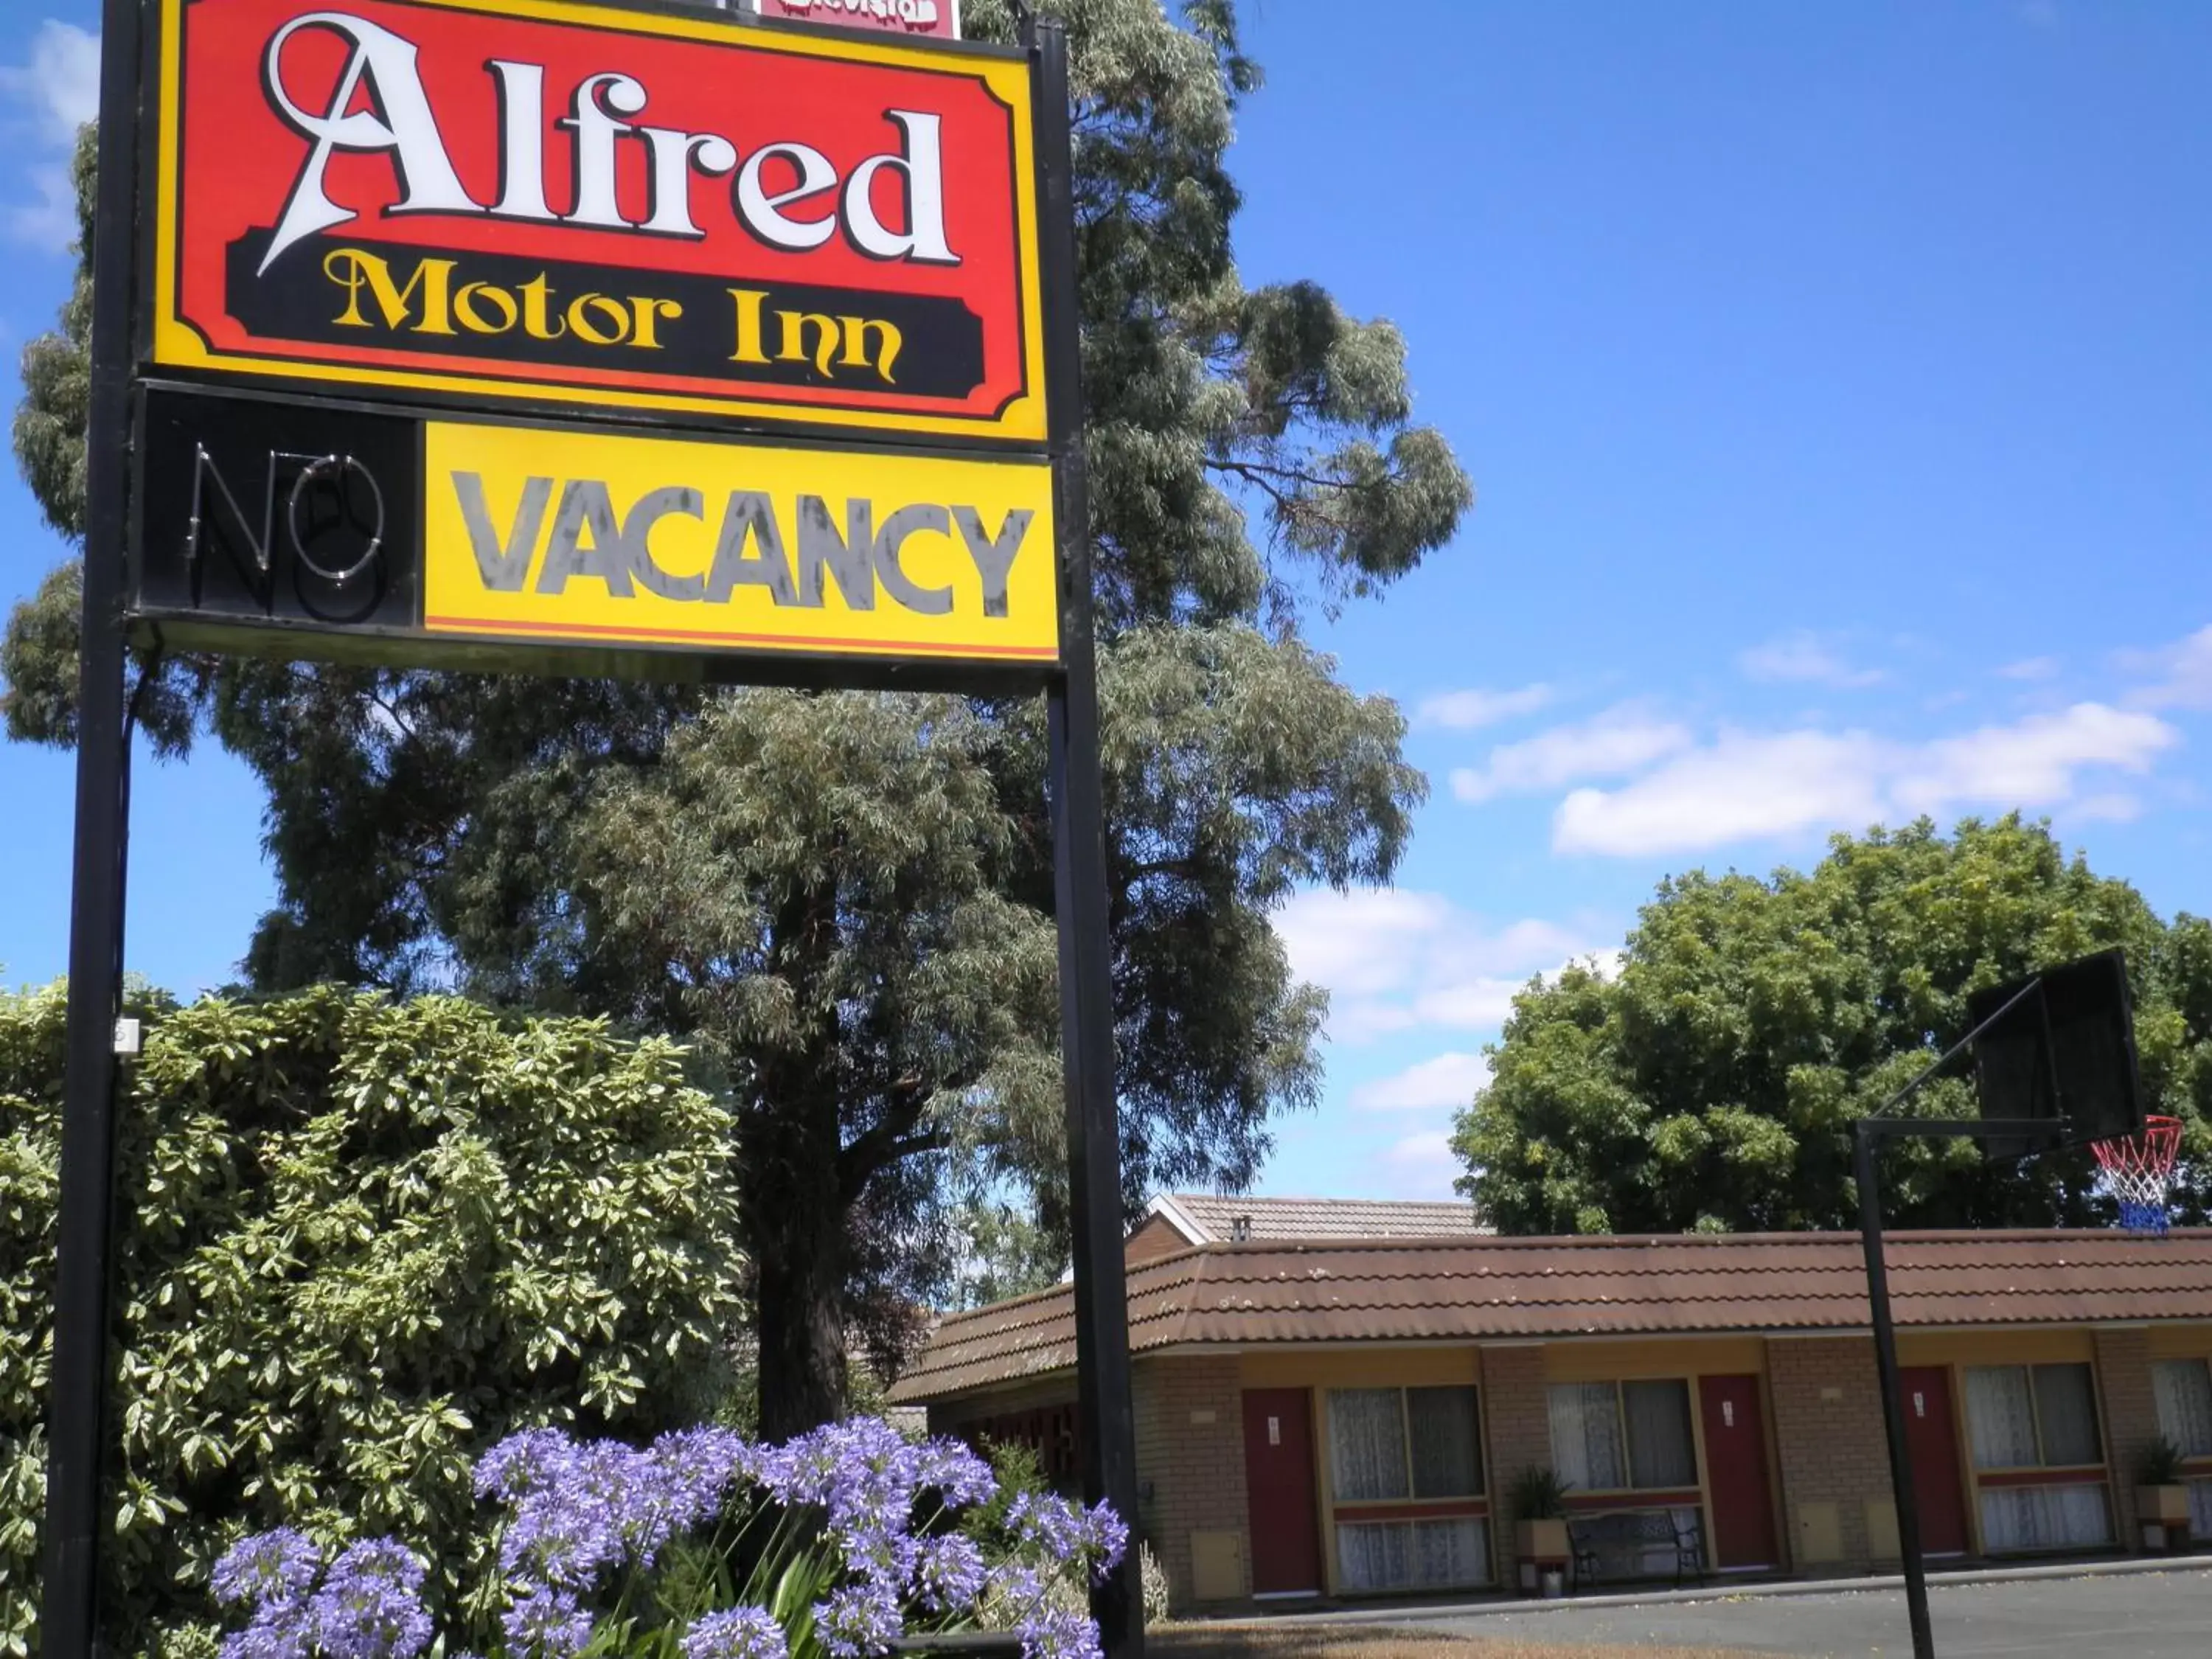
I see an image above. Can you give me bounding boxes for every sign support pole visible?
[41,0,148,1649]
[1851,978,2066,1659]
[1033,18,1144,1658]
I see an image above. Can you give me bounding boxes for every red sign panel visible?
[150,0,1042,439]
[752,0,960,41]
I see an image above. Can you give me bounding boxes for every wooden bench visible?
[1565,1508,1705,1588]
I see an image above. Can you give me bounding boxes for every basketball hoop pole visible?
[1853,978,2065,1659]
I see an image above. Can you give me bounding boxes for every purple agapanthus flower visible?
[500,1439,648,1588]
[987,1562,1048,1620]
[682,1606,788,1659]
[1006,1493,1085,1560]
[212,1528,322,1609]
[501,1582,596,1659]
[813,1582,901,1659]
[474,1428,577,1504]
[1078,1503,1130,1578]
[838,1526,919,1591]
[304,1539,432,1659]
[1016,1603,1103,1659]
[911,1534,987,1612]
[219,1605,313,1659]
[911,1439,995,1510]
[626,1426,752,1565]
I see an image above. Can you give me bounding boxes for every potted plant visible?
[2137,1436,2193,1548]
[1512,1465,1573,1593]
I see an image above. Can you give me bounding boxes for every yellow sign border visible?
[420,419,1062,665]
[149,0,1048,442]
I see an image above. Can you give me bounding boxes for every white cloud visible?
[5,161,72,250]
[0,21,99,251]
[1374,1131,1461,1200]
[1998,656,2061,682]
[2121,625,2212,711]
[1554,703,2177,858]
[2070,793,2143,824]
[1275,888,1596,1045]
[0,22,98,142]
[1452,704,1691,803]
[1352,1051,1492,1113]
[1417,683,1554,731]
[1738,630,1885,689]
[1891,704,2175,815]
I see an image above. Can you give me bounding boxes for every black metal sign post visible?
[1852,979,2067,1659]
[39,6,1145,1658]
[40,0,148,1648]
[1031,20,1143,1658]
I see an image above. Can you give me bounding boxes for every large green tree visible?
[1453,817,2212,1236]
[5,0,1472,1435]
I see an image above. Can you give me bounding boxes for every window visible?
[1335,1518,1488,1594]
[2154,1357,2212,1539]
[1978,1484,2112,1553]
[1964,1363,2111,1552]
[2152,1359,2212,1459]
[1548,1380,1698,1492]
[1326,1387,1488,1593]
[1964,1365,2104,1470]
[1327,1387,1484,1502]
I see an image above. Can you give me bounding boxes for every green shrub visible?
[0,984,746,1656]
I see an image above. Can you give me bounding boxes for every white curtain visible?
[1550,1383,1627,1491]
[1978,1484,2112,1551]
[1335,1520,1489,1592]
[1335,1520,1408,1593]
[1624,1380,1698,1489]
[1966,1368,2041,1470]
[1410,1518,1489,1587]
[2188,1479,2212,1539]
[1408,1387,1483,1498]
[2152,1360,2212,1458]
[1329,1389,1409,1502]
[2031,1365,2102,1467]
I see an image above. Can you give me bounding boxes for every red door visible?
[1902,1367,1970,1557]
[1698,1375,1781,1569]
[1242,1389,1322,1595]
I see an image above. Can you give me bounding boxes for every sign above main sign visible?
[151,0,1042,440]
[750,0,960,41]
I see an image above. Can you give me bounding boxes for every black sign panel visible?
[134,386,421,638]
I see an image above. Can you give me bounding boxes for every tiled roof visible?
[888,1228,2212,1403]
[1150,1193,1489,1243]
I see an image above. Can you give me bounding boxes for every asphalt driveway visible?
[1408,1567,2212,1656]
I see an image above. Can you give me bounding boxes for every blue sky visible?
[2,2,2210,1206]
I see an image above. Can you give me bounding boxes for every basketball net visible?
[2090,1116,2183,1236]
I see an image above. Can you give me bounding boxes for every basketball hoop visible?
[2090,1116,2183,1235]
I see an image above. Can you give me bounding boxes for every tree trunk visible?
[749,1129,850,1441]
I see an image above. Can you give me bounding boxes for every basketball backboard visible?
[1968,949,2145,1160]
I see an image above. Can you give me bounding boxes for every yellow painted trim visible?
[1239,1349,1481,1390]
[1541,1336,1766,1382]
[150,0,1048,442]
[2146,1324,2212,1360]
[1897,1329,2094,1366]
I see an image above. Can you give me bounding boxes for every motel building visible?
[888,1197,2212,1615]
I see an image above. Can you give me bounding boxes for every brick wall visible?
[1767,1336,1894,1571]
[2096,1326,2158,1545]
[1125,1216,1195,1265]
[1132,1355,1249,1612]
[1480,1346,1552,1587]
